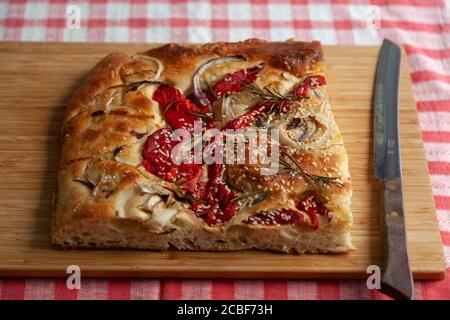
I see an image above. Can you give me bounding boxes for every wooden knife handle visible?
[380,177,414,300]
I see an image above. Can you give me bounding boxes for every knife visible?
[373,39,414,300]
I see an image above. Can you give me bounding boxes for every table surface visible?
[0,0,449,300]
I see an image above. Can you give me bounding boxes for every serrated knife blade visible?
[373,39,414,300]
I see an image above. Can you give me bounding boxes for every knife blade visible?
[373,39,414,300]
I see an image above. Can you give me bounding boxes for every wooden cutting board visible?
[0,42,445,279]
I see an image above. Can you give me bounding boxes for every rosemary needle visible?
[244,83,306,103]
[280,151,343,188]
[230,190,270,204]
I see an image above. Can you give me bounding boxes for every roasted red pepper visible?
[294,75,326,97]
[221,106,265,130]
[149,84,244,224]
[222,101,290,130]
[153,84,215,132]
[141,128,203,194]
[296,194,332,230]
[203,182,239,225]
[245,208,303,226]
[151,84,182,107]
[211,64,263,99]
[142,128,179,182]
[242,195,331,228]
[192,164,239,225]
[177,163,205,195]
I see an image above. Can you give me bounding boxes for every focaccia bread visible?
[52,39,353,253]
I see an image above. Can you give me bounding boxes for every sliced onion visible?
[122,55,163,83]
[220,94,253,127]
[222,95,234,122]
[99,80,165,114]
[278,114,333,150]
[192,55,245,107]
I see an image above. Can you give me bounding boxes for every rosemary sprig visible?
[279,151,343,188]
[244,83,305,103]
[230,190,270,204]
[181,194,207,204]
[235,190,271,214]
[185,111,214,119]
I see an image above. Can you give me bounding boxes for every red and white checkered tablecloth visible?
[0,0,449,300]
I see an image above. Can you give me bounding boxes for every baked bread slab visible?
[52,39,353,253]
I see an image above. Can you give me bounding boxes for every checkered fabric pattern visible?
[0,0,449,300]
